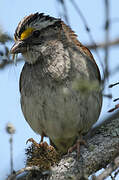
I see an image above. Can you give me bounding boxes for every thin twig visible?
[113,98,119,102]
[103,93,112,99]
[6,123,16,175]
[1,36,119,70]
[57,0,70,25]
[69,0,104,78]
[69,0,101,57]
[114,168,119,179]
[92,156,119,180]
[108,104,119,112]
[6,166,41,180]
[0,58,23,69]
[103,0,110,83]
[86,38,119,49]
[109,82,119,88]
[9,135,13,173]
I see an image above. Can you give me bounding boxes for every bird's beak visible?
[10,41,27,54]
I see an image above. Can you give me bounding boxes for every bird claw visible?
[68,139,87,156]
[26,138,48,149]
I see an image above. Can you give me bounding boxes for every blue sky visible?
[0,0,119,179]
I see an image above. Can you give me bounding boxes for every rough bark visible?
[49,117,119,180]
[7,115,119,180]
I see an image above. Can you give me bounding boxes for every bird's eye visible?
[33,30,40,37]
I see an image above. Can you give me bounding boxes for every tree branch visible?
[1,37,119,70]
[92,156,119,180]
[7,116,119,180]
[0,58,23,69]
[7,166,41,180]
[49,117,119,180]
[86,38,119,50]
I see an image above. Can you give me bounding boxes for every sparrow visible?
[10,12,102,154]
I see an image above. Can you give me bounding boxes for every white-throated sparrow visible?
[10,12,102,153]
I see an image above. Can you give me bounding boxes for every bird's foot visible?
[26,138,60,170]
[68,138,87,156]
[26,138,48,149]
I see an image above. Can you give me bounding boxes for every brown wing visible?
[61,22,101,81]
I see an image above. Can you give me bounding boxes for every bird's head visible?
[10,12,61,64]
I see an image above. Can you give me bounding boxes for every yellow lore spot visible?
[20,27,34,40]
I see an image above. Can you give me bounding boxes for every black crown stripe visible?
[14,12,59,39]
